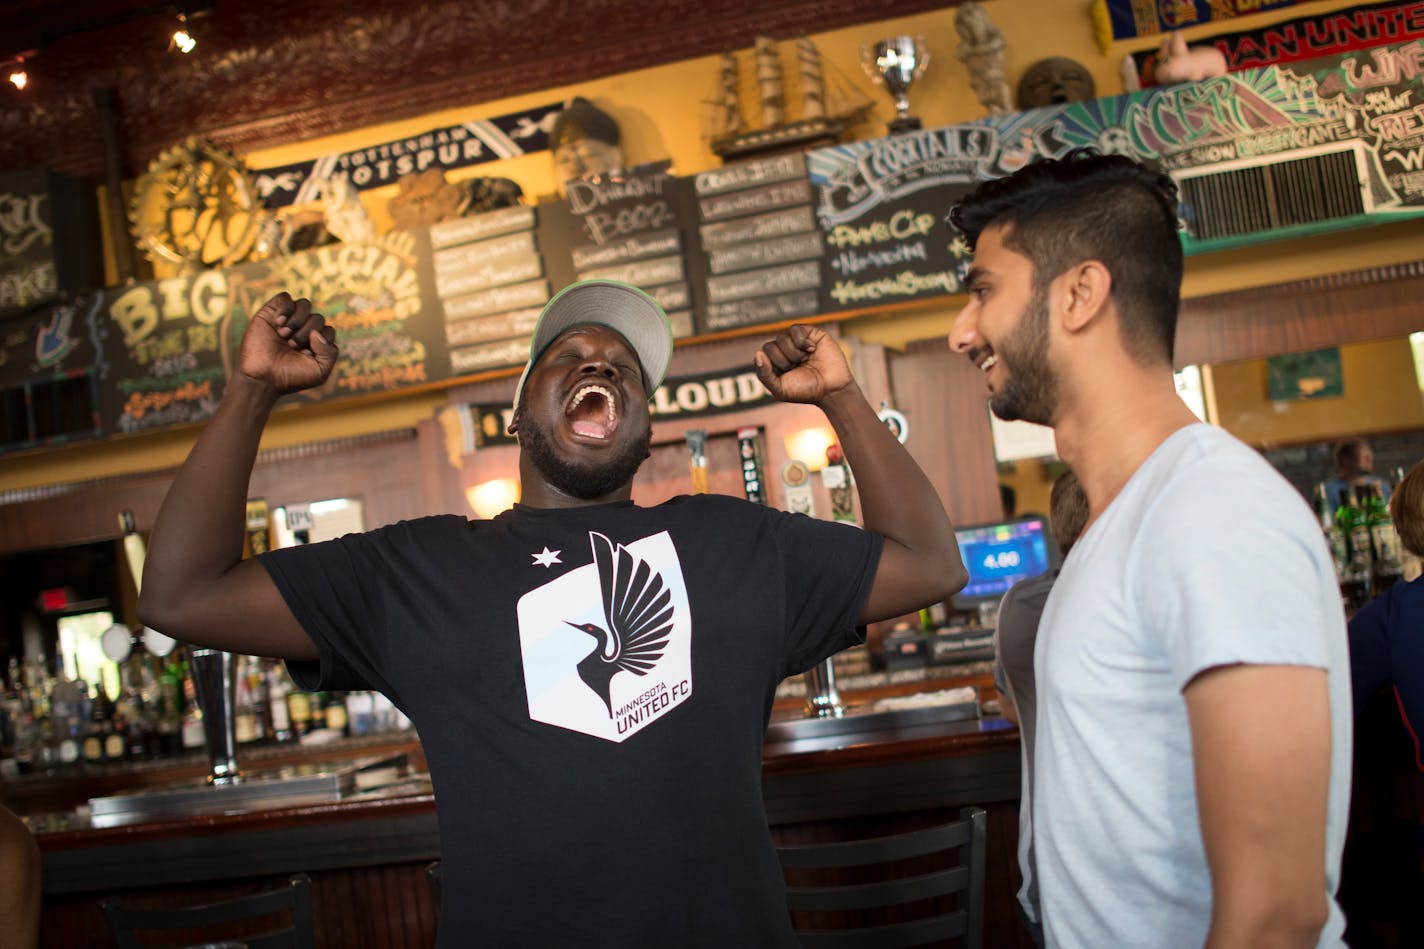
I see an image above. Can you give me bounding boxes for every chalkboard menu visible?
[430,205,548,376]
[805,130,981,313]
[692,153,823,334]
[93,236,448,434]
[0,169,104,321]
[0,299,104,449]
[537,164,700,341]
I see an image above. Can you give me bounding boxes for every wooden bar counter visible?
[17,672,1031,949]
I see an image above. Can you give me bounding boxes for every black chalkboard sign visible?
[0,169,104,322]
[93,232,450,434]
[806,129,985,312]
[538,163,703,342]
[691,154,822,334]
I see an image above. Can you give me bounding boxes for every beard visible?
[988,281,1057,427]
[519,415,651,500]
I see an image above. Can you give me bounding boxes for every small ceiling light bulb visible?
[171,15,196,54]
[8,58,27,90]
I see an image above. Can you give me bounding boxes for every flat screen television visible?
[951,515,1059,611]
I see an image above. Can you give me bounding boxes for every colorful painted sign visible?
[1128,1,1424,88]
[1094,0,1307,48]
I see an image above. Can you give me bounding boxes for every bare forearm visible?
[820,385,956,555]
[139,374,277,631]
[819,382,966,599]
[1205,901,1327,949]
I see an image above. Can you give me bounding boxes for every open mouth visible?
[968,346,998,374]
[565,382,619,440]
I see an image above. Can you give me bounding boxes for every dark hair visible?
[1048,469,1090,557]
[1335,439,1368,469]
[1391,459,1424,558]
[947,149,1183,365]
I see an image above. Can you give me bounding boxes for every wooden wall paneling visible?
[889,346,1001,528]
[0,430,426,556]
[1175,262,1424,368]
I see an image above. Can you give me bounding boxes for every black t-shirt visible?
[260,494,882,948]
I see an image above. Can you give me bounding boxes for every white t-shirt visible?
[1034,424,1350,948]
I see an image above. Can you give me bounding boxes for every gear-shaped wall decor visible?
[129,138,260,271]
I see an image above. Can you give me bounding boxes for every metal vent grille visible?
[1178,149,1366,241]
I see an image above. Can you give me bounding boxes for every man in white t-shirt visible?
[947,151,1350,949]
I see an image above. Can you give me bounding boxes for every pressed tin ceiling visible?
[0,0,962,177]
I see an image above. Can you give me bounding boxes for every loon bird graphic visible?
[566,532,674,715]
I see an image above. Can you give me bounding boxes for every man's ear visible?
[1060,260,1112,334]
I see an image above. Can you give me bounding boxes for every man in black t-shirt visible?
[139,278,966,947]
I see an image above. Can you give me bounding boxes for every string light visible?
[170,14,196,54]
[7,55,28,90]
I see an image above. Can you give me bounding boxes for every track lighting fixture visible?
[170,13,196,54]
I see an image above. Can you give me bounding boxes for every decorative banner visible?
[737,425,768,505]
[1094,0,1308,48]
[1129,1,1424,88]
[253,101,564,208]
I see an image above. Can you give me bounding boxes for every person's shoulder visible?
[361,513,472,546]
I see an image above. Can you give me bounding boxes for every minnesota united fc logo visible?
[565,533,674,713]
[517,530,693,742]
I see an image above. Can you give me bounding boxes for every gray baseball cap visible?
[512,279,673,411]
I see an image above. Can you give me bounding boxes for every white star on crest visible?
[531,547,562,568]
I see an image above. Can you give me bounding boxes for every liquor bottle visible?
[233,656,260,745]
[267,662,294,743]
[323,691,349,737]
[83,680,114,767]
[286,688,313,738]
[50,655,83,771]
[1363,483,1405,597]
[308,691,328,732]
[247,658,274,745]
[180,689,206,753]
[1314,484,1347,575]
[1335,488,1373,571]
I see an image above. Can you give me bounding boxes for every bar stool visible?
[776,807,987,948]
[100,874,314,949]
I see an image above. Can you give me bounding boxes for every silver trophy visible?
[863,35,930,133]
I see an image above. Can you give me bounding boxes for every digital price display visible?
[953,517,1054,602]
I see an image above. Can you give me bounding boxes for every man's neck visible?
[1054,362,1200,525]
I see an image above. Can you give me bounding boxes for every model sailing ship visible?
[706,36,873,160]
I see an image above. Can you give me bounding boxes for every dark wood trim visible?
[1176,260,1424,368]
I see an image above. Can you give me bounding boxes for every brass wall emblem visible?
[130,138,260,271]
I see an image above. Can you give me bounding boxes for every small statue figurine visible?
[1153,31,1228,85]
[1016,56,1096,111]
[954,2,1013,116]
[319,171,376,246]
[549,97,624,197]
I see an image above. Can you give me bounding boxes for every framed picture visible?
[1268,348,1343,401]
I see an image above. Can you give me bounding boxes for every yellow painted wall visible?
[1211,337,1424,446]
[5,0,1423,494]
